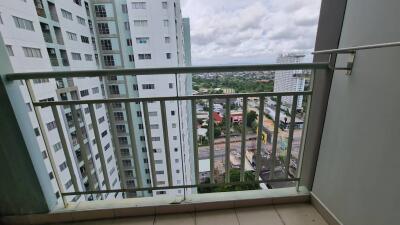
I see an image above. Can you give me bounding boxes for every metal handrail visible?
[5,63,329,81]
[312,41,400,54]
[32,91,312,107]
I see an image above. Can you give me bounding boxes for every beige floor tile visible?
[275,204,328,225]
[236,206,284,225]
[112,216,155,225]
[155,213,195,225]
[196,209,239,225]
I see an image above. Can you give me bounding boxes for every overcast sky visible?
[180,0,321,65]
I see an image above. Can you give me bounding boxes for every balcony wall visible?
[312,0,400,224]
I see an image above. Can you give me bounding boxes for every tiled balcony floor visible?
[58,203,328,225]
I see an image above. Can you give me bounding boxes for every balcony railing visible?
[5,63,329,207]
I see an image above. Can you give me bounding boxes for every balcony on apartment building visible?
[1,1,400,225]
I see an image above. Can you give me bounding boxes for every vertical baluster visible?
[191,99,199,185]
[160,101,173,187]
[25,79,67,206]
[240,97,247,182]
[269,96,282,180]
[208,98,215,184]
[224,98,231,183]
[88,104,111,190]
[125,102,143,191]
[70,104,96,192]
[142,101,157,187]
[285,95,298,177]
[255,96,265,181]
[51,105,80,192]
[105,103,127,191]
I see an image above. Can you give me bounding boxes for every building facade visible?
[273,53,306,109]
[0,0,122,204]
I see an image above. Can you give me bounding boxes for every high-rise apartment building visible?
[91,0,193,197]
[0,0,122,203]
[273,53,306,109]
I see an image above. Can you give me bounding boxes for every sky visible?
[180,0,322,65]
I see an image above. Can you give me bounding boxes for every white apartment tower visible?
[273,53,306,109]
[0,0,122,204]
[91,0,193,197]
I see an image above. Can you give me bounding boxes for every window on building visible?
[133,20,148,26]
[163,20,169,27]
[142,147,147,152]
[81,35,89,43]
[173,136,178,140]
[136,37,149,44]
[85,54,93,61]
[142,84,155,89]
[129,54,134,62]
[96,103,102,109]
[132,2,146,9]
[66,31,78,41]
[150,124,159,129]
[138,54,151,60]
[149,111,158,117]
[138,124,144,129]
[114,112,124,121]
[92,87,99,94]
[49,172,54,180]
[171,110,175,116]
[26,102,32,112]
[77,16,86,25]
[104,143,110,151]
[46,121,57,131]
[23,47,42,58]
[80,89,89,97]
[136,111,142,117]
[133,84,138,90]
[164,36,171,43]
[127,38,132,46]
[103,55,115,66]
[152,137,161,141]
[65,179,73,189]
[140,136,145,141]
[109,85,120,95]
[155,160,163,164]
[122,159,131,167]
[94,5,107,17]
[107,155,113,163]
[71,52,82,60]
[144,158,148,163]
[109,167,115,175]
[145,168,150,174]
[122,4,128,13]
[124,21,130,30]
[61,9,73,20]
[153,148,162,153]
[101,130,108,137]
[156,170,164,174]
[97,23,110,34]
[73,0,82,6]
[166,53,171,59]
[172,123,177,128]
[6,45,14,56]
[42,150,47,159]
[162,2,168,9]
[174,147,178,152]
[116,125,126,133]
[98,116,105,124]
[175,158,179,163]
[156,190,166,195]
[13,16,34,31]
[112,102,122,108]
[53,142,62,152]
[59,162,67,171]
[100,39,112,50]
[176,169,180,173]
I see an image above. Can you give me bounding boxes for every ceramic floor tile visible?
[195,209,239,225]
[155,213,195,225]
[112,216,155,225]
[275,204,328,225]
[236,206,284,225]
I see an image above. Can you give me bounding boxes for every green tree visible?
[247,110,257,127]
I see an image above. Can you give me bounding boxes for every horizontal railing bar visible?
[312,41,400,54]
[32,91,312,107]
[61,178,300,196]
[5,63,329,81]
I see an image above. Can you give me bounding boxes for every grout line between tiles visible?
[233,207,241,225]
[273,205,286,225]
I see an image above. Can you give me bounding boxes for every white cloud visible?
[181,0,321,65]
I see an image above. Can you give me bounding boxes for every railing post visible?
[191,99,199,184]
[240,97,247,182]
[285,95,298,177]
[142,101,157,187]
[224,98,231,183]
[255,96,265,181]
[270,96,282,180]
[160,100,173,187]
[208,98,215,184]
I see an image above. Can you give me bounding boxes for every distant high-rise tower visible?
[273,53,306,109]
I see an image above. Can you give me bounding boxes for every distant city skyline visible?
[181,0,321,65]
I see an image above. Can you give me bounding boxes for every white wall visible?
[312,0,400,224]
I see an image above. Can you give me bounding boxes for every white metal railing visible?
[5,63,329,206]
